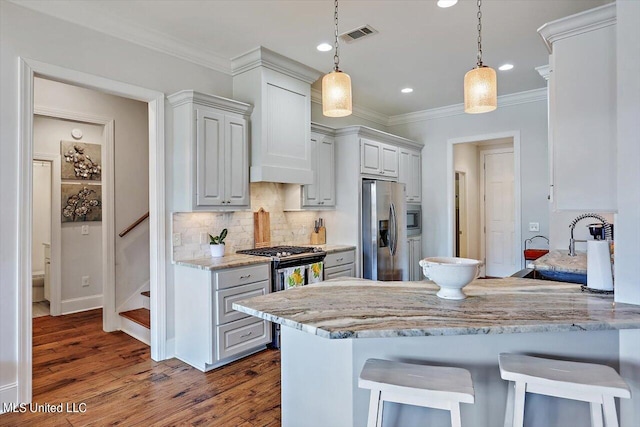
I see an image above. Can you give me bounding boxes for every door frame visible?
[480,147,516,277]
[446,131,521,266]
[18,58,167,403]
[454,170,467,258]
[34,108,114,317]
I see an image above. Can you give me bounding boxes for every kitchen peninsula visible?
[234,278,640,427]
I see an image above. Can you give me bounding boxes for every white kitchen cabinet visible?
[168,90,252,211]
[174,263,271,372]
[361,138,399,178]
[408,236,423,281]
[232,47,322,185]
[303,125,335,208]
[538,4,616,212]
[399,148,422,203]
[324,249,356,279]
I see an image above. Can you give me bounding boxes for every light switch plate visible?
[172,233,182,246]
[81,225,89,235]
[528,222,540,232]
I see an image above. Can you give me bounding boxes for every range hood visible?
[232,47,322,185]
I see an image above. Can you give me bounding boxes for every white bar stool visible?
[358,358,475,427]
[499,353,631,427]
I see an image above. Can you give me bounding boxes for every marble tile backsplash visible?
[172,182,319,261]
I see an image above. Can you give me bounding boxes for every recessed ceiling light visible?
[499,63,514,71]
[437,0,458,8]
[401,88,414,94]
[317,43,332,52]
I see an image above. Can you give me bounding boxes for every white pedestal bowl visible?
[419,257,482,300]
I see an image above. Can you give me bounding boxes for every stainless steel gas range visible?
[236,245,327,348]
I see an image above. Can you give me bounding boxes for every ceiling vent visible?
[339,25,378,43]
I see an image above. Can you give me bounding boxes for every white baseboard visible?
[164,337,175,360]
[116,280,150,313]
[60,295,103,315]
[119,316,150,346]
[0,383,18,414]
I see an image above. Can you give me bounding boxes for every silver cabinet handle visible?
[380,171,385,174]
[336,257,344,262]
[239,274,251,279]
[240,332,253,338]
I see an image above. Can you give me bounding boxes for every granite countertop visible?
[533,250,587,274]
[233,277,640,339]
[175,254,271,271]
[175,244,356,270]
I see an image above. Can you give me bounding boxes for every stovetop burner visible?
[237,245,324,258]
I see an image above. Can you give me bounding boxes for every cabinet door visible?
[399,150,411,199]
[411,236,423,281]
[303,134,321,206]
[408,151,422,202]
[196,108,225,206]
[324,264,356,280]
[224,116,249,207]
[317,137,335,206]
[361,138,382,174]
[380,143,398,178]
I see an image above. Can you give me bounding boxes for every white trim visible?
[18,58,167,405]
[231,46,322,83]
[60,295,104,315]
[116,280,151,313]
[334,125,423,149]
[311,88,390,127]
[31,152,61,316]
[388,89,547,126]
[0,383,18,412]
[119,316,151,346]
[536,65,551,81]
[446,131,522,276]
[537,3,616,53]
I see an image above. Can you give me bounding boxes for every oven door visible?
[275,265,308,291]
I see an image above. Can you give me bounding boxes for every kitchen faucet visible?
[568,213,612,256]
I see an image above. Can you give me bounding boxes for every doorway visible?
[448,132,521,278]
[18,58,167,403]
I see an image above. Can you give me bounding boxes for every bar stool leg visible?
[504,381,515,427]
[590,402,604,427]
[450,402,462,427]
[367,389,382,427]
[602,395,619,427]
[512,381,526,427]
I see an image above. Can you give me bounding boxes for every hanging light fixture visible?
[322,0,352,117]
[464,0,497,114]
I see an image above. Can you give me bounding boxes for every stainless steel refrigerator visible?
[362,179,408,281]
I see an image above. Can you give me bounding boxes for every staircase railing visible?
[118,211,149,238]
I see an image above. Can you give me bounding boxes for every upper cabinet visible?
[303,124,336,208]
[232,47,323,185]
[168,90,252,211]
[538,4,616,212]
[399,148,422,203]
[360,138,398,178]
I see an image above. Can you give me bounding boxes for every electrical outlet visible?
[529,222,540,232]
[172,233,182,246]
[81,225,89,235]
[81,276,90,287]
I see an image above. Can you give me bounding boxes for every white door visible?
[483,150,516,277]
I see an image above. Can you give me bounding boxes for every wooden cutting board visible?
[253,208,271,248]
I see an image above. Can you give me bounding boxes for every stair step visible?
[119,308,150,329]
[141,291,150,298]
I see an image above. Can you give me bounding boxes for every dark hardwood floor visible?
[0,309,281,426]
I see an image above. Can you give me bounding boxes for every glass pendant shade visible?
[322,70,352,117]
[464,65,497,114]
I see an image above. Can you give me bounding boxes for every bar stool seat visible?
[358,358,475,427]
[499,353,631,427]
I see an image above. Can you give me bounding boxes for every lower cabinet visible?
[324,249,356,279]
[175,263,271,372]
[408,236,423,281]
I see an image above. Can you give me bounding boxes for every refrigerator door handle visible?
[389,203,398,256]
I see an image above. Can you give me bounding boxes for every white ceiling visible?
[16,0,611,117]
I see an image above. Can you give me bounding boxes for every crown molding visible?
[310,88,390,127]
[167,90,253,115]
[11,0,232,74]
[335,125,423,149]
[537,3,616,53]
[388,88,547,126]
[231,46,322,84]
[536,65,551,81]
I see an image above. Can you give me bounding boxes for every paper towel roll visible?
[587,240,613,291]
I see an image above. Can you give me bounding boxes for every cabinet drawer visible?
[324,250,355,268]
[216,317,270,360]
[324,264,355,280]
[214,264,270,290]
[216,280,269,325]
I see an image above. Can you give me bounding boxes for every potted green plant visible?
[209,228,228,258]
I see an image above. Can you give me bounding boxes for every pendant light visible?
[322,0,352,117]
[464,0,497,114]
